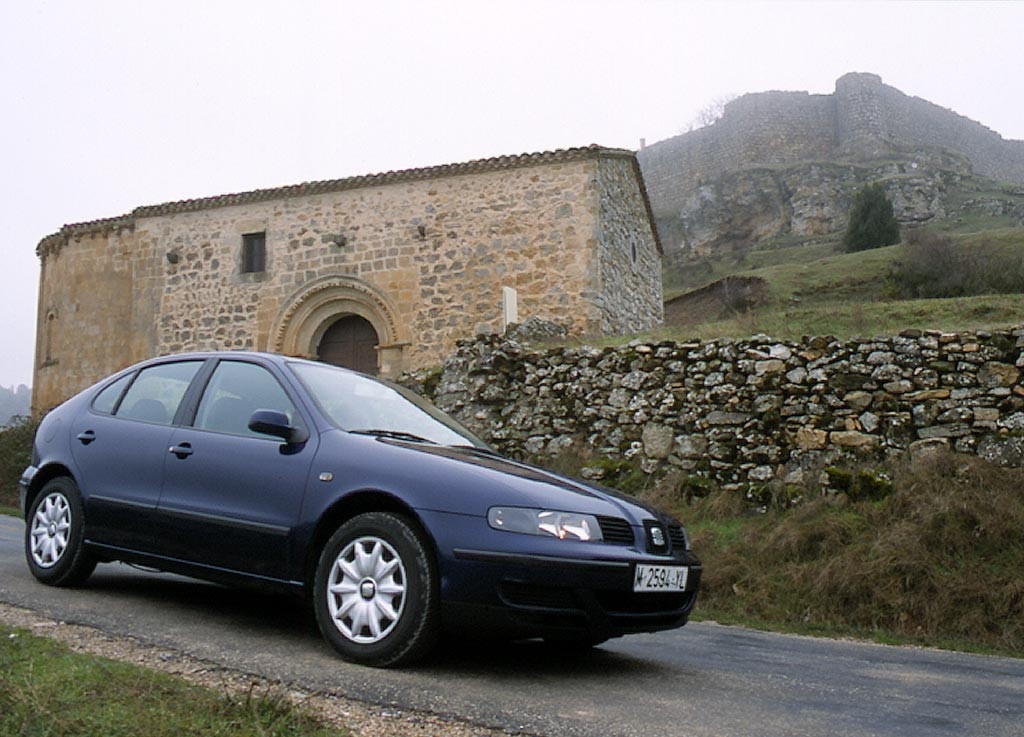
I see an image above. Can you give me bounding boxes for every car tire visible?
[313,512,439,667]
[25,477,96,587]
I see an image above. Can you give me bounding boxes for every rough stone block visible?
[796,427,828,450]
[829,430,879,449]
[843,390,873,410]
[705,410,750,426]
[908,437,949,462]
[755,359,785,374]
[674,434,709,459]
[641,423,675,460]
[978,361,1020,388]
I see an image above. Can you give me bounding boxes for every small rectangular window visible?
[241,232,266,273]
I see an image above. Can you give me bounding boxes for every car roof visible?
[130,350,349,374]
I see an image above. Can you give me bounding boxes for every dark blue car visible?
[20,352,701,666]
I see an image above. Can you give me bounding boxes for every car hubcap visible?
[327,536,406,644]
[30,492,71,569]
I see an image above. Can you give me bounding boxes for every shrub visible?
[888,230,1024,298]
[0,417,37,510]
[843,182,900,252]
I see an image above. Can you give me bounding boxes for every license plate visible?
[633,564,688,592]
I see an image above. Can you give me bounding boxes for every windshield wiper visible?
[449,444,501,456]
[348,429,437,444]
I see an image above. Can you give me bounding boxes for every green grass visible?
[0,628,344,737]
[687,608,1024,659]
[663,238,839,298]
[655,225,1024,341]
[0,505,18,518]
[658,293,1024,343]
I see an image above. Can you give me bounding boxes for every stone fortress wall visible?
[33,147,662,414]
[428,327,1024,491]
[638,73,1024,219]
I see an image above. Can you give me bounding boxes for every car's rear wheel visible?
[25,477,96,586]
[313,512,439,667]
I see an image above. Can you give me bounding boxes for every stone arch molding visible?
[270,275,409,373]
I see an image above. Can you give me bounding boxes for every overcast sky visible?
[2,0,1022,390]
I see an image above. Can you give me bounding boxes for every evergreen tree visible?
[843,182,901,252]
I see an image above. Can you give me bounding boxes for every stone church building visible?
[33,145,662,413]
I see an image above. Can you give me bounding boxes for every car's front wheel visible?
[313,512,439,667]
[25,477,96,586]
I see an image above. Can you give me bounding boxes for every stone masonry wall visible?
[593,157,664,332]
[146,160,609,368]
[33,226,151,415]
[431,328,1024,490]
[33,148,663,413]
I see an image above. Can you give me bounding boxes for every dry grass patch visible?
[675,452,1024,655]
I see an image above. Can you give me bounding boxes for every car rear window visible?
[91,373,134,415]
[115,361,203,425]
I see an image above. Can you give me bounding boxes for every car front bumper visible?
[420,509,702,641]
[446,547,702,640]
[18,465,37,518]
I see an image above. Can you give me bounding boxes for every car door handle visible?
[168,442,193,459]
[77,430,96,445]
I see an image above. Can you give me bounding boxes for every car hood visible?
[329,432,664,524]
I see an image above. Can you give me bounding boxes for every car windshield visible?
[289,362,489,449]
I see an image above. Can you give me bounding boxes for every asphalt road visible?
[2,515,1022,737]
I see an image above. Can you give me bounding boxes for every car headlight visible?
[487,507,603,542]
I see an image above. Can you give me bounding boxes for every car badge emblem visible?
[650,526,665,547]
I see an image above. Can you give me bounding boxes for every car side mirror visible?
[248,409,309,444]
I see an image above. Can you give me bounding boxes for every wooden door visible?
[317,315,379,375]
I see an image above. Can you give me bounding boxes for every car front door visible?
[156,359,317,581]
[70,360,205,550]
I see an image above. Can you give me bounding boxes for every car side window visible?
[194,361,300,438]
[115,361,203,425]
[92,373,134,415]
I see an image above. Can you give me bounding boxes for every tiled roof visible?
[38,144,658,254]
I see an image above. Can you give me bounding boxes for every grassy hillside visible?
[659,222,1024,340]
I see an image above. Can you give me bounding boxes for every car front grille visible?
[667,523,687,551]
[597,515,635,545]
[500,581,578,610]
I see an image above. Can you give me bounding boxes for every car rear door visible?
[155,359,317,581]
[69,360,205,550]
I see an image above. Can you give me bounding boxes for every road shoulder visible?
[0,601,512,737]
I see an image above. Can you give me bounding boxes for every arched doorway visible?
[270,275,409,377]
[317,315,379,375]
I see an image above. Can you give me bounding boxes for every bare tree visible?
[684,94,738,132]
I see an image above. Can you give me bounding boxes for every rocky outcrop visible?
[638,73,1024,260]
[420,328,1024,491]
[664,155,1024,259]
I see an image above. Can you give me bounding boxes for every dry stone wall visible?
[429,327,1024,489]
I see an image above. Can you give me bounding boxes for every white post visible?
[501,286,519,332]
